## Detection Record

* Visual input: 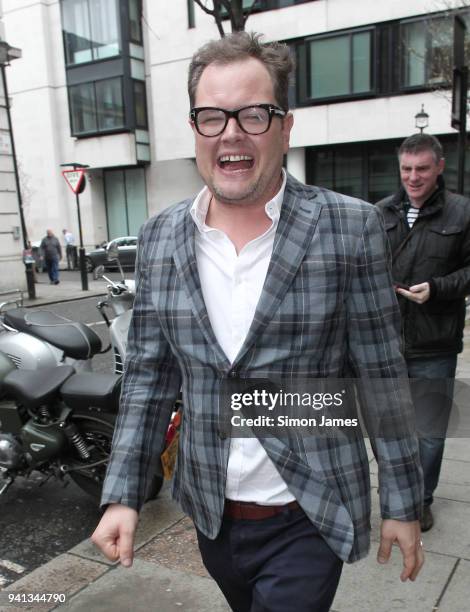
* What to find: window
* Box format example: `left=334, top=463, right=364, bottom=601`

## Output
left=70, top=82, right=97, bottom=134
left=218, top=0, right=312, bottom=18
left=133, top=80, right=148, bottom=129
left=401, top=17, right=453, bottom=88
left=69, top=77, right=125, bottom=136
left=105, top=168, right=148, bottom=237
left=307, top=137, right=470, bottom=201
left=96, top=78, right=125, bottom=131
left=297, top=30, right=372, bottom=102
left=129, top=0, right=143, bottom=44
left=306, top=142, right=399, bottom=202
left=62, top=0, right=121, bottom=65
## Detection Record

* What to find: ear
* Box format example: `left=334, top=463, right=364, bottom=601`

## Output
left=282, top=112, right=294, bottom=154
left=438, top=157, right=445, bottom=174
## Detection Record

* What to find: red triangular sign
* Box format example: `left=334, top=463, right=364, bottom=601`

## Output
left=62, top=169, right=86, bottom=194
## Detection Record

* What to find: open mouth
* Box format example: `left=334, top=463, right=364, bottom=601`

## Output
left=218, top=154, right=254, bottom=171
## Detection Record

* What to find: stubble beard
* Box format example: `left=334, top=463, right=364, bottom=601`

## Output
left=211, top=169, right=282, bottom=208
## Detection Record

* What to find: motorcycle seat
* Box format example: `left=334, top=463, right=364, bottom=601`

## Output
left=3, top=308, right=102, bottom=360
left=60, top=372, right=122, bottom=412
left=3, top=366, right=75, bottom=409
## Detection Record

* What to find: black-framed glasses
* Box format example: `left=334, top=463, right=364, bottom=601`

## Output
left=189, top=104, right=286, bottom=137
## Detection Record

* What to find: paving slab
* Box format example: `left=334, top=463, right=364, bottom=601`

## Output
left=370, top=491, right=470, bottom=559
left=22, top=279, right=105, bottom=308
left=437, top=559, right=470, bottom=612
left=332, top=547, right=456, bottom=612
left=442, top=438, right=470, bottom=462
left=55, top=560, right=230, bottom=612
left=137, top=517, right=207, bottom=578
left=433, top=457, right=470, bottom=503
left=0, top=554, right=108, bottom=612
left=70, top=493, right=184, bottom=565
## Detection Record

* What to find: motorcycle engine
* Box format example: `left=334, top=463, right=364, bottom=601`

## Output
left=0, top=434, right=24, bottom=470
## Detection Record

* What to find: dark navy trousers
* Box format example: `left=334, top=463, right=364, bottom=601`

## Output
left=196, top=506, right=343, bottom=612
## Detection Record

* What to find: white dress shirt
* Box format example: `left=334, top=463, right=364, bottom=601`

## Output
left=190, top=170, right=295, bottom=504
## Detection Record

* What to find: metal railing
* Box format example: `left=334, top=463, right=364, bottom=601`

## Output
left=0, top=288, right=24, bottom=312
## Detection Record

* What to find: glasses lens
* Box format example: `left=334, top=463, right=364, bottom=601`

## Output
left=238, top=106, right=270, bottom=134
left=196, top=109, right=227, bottom=136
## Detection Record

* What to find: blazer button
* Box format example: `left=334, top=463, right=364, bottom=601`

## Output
left=219, top=430, right=228, bottom=440
left=228, top=369, right=238, bottom=379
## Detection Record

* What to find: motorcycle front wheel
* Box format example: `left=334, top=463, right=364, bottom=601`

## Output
left=65, top=411, right=163, bottom=504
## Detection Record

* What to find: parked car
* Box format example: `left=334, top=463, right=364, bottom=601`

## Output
left=85, top=236, right=138, bottom=272
left=30, top=240, right=45, bottom=273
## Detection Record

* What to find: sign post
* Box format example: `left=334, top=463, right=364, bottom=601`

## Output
left=452, top=15, right=468, bottom=195
left=61, top=163, right=89, bottom=291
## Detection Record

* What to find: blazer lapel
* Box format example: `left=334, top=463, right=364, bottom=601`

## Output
left=235, top=176, right=324, bottom=365
left=172, top=204, right=230, bottom=369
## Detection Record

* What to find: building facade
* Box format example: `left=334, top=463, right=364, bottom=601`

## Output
left=0, top=0, right=24, bottom=292
left=2, top=0, right=469, bottom=251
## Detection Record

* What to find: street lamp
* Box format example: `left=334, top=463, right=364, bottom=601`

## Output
left=415, top=104, right=430, bottom=133
left=0, top=40, right=35, bottom=298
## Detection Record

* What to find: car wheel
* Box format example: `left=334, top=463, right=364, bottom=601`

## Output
left=85, top=257, right=95, bottom=273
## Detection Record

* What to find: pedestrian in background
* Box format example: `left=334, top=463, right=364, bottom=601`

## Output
left=62, top=228, right=77, bottom=270
left=376, top=133, right=470, bottom=532
left=40, top=229, right=62, bottom=285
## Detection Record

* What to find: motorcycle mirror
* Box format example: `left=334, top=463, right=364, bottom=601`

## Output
left=93, top=265, right=105, bottom=280
left=106, top=241, right=119, bottom=262
left=106, top=239, right=125, bottom=282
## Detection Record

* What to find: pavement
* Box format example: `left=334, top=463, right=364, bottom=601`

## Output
left=1, top=277, right=469, bottom=612
left=20, top=271, right=108, bottom=308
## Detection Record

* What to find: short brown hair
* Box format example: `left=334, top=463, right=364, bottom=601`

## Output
left=398, top=133, right=444, bottom=164
left=188, top=31, right=294, bottom=111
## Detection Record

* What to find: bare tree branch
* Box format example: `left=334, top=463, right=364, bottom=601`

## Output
left=192, top=0, right=226, bottom=36
left=192, top=0, right=260, bottom=36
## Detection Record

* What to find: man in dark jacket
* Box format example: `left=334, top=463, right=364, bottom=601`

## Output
left=376, top=133, right=470, bottom=532
left=40, top=229, right=62, bottom=284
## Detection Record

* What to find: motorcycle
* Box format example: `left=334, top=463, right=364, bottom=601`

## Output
left=0, top=241, right=134, bottom=374
left=0, top=349, right=166, bottom=503
left=0, top=242, right=179, bottom=502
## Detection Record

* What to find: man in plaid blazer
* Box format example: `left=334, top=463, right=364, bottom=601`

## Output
left=93, top=32, right=424, bottom=611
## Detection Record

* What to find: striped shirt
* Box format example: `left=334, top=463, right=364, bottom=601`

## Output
left=407, top=205, right=420, bottom=228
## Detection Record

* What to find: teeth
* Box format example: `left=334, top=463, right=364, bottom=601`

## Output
left=219, top=155, right=253, bottom=163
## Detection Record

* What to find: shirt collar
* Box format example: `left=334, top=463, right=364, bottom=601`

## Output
left=190, top=169, right=287, bottom=233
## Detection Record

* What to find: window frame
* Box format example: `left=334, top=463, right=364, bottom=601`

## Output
left=133, top=78, right=149, bottom=129
left=68, top=76, right=127, bottom=137
left=399, top=14, right=455, bottom=92
left=295, top=26, right=376, bottom=106
left=128, top=0, right=143, bottom=45
left=218, top=0, right=314, bottom=18
left=61, top=0, right=122, bottom=68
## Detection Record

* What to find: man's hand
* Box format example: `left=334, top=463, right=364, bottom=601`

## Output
left=377, top=519, right=424, bottom=581
left=91, top=503, right=139, bottom=568
left=396, top=282, right=430, bottom=304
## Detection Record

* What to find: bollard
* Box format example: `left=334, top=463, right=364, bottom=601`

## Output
left=79, top=246, right=88, bottom=291
left=25, top=261, right=36, bottom=300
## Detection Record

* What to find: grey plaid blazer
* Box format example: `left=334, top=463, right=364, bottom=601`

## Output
left=102, top=173, right=423, bottom=563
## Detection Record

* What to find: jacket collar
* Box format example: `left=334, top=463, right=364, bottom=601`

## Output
left=171, top=172, right=323, bottom=370
left=386, top=175, right=446, bottom=217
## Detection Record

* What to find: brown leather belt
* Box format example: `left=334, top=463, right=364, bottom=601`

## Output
left=224, top=499, right=300, bottom=520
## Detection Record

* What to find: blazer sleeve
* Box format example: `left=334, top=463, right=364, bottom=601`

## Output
left=346, top=205, right=423, bottom=521
left=101, top=227, right=182, bottom=511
